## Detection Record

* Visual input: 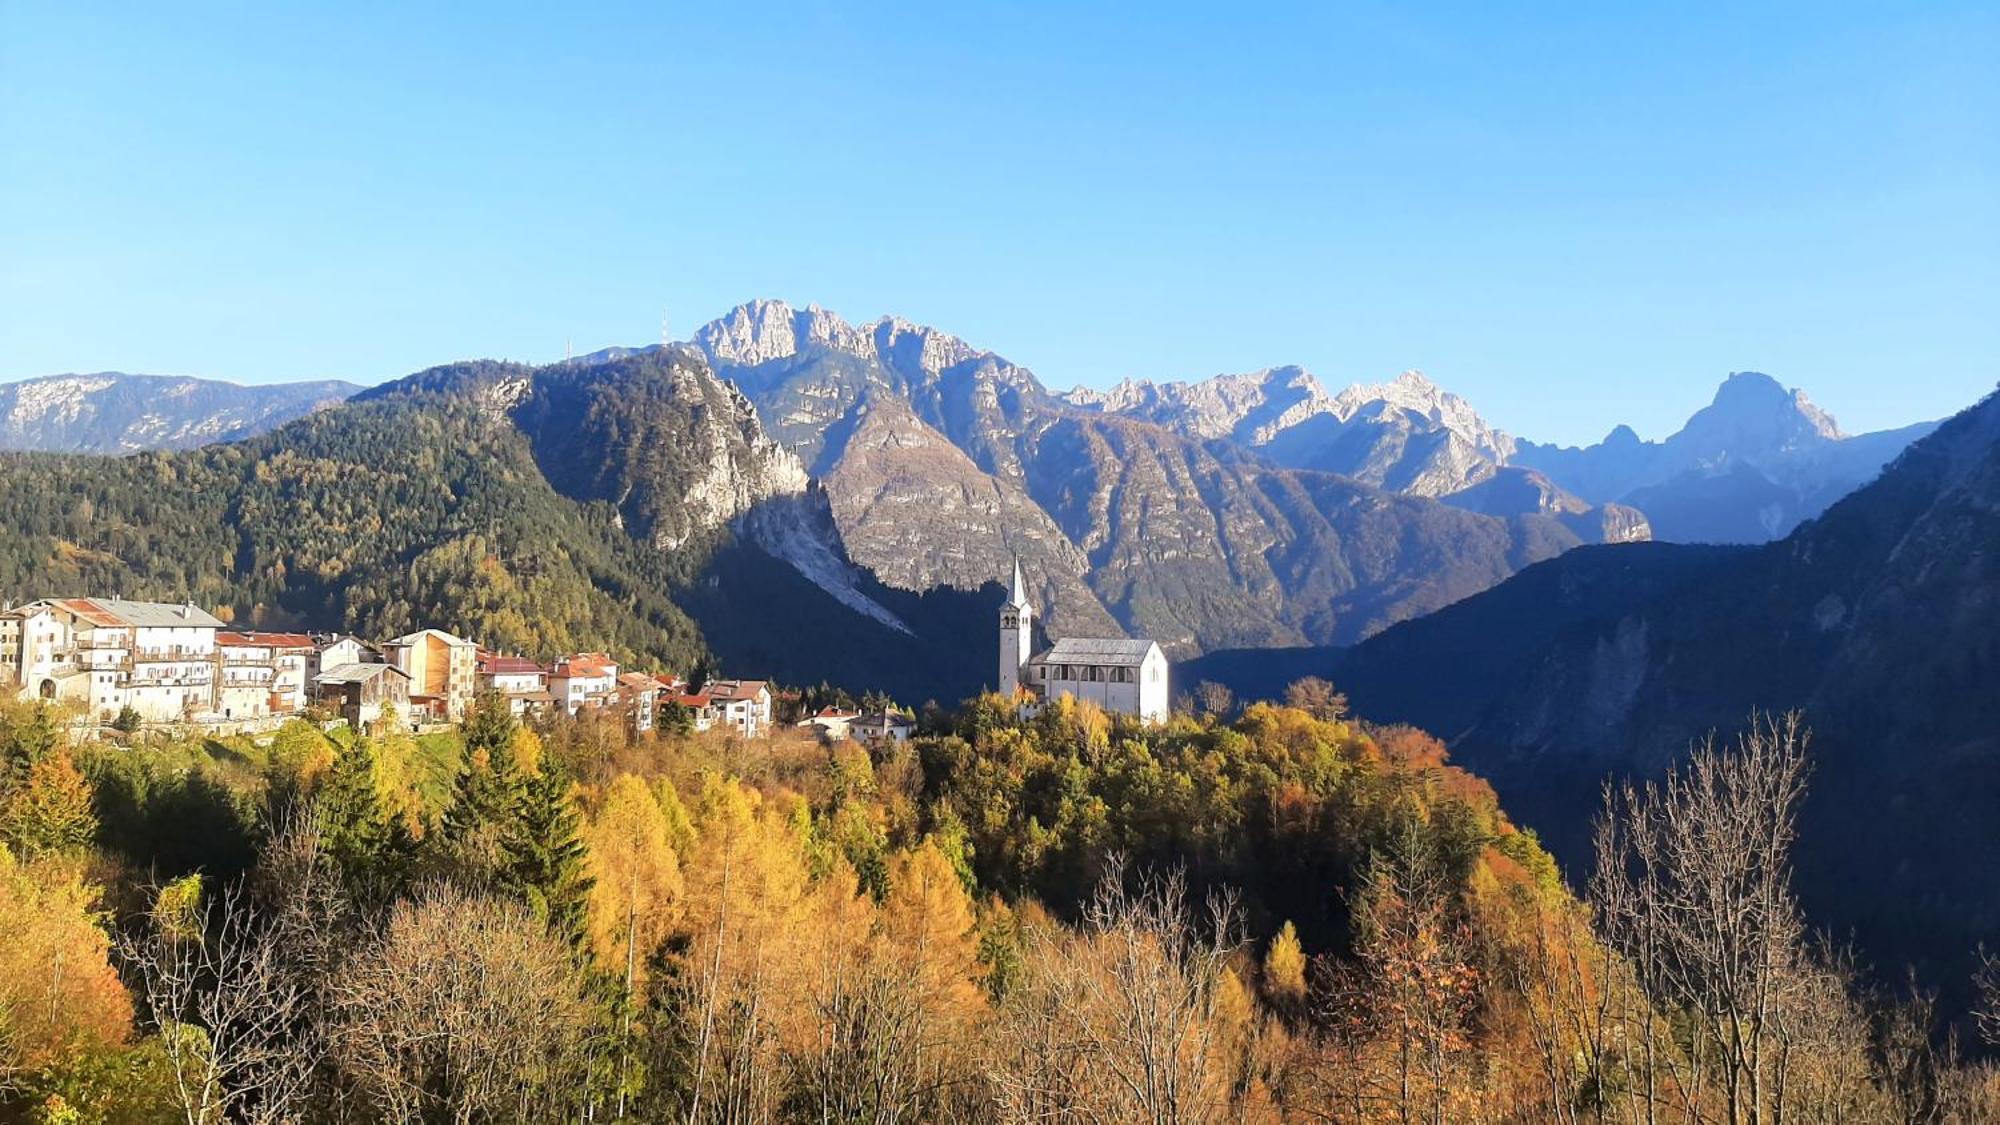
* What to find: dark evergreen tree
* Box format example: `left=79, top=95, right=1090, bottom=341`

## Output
left=509, top=756, right=594, bottom=949
left=0, top=701, right=61, bottom=788
left=316, top=738, right=412, bottom=900
left=461, top=691, right=518, bottom=763
left=438, top=696, right=527, bottom=885
left=657, top=700, right=695, bottom=737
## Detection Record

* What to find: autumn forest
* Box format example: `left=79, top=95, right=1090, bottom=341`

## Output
left=3, top=686, right=1998, bottom=1124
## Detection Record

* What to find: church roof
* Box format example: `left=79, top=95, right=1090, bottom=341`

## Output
left=1031, top=637, right=1161, bottom=667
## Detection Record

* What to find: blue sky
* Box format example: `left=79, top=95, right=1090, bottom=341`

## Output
left=2, top=3, right=1994, bottom=445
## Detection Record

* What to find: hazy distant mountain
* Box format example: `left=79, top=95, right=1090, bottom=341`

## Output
left=1514, top=372, right=1938, bottom=542
left=688, top=300, right=1589, bottom=656
left=1060, top=365, right=1656, bottom=549
left=1070, top=365, right=1934, bottom=547
left=0, top=372, right=358, bottom=453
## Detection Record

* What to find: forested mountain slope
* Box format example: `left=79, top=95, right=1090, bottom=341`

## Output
left=0, top=367, right=708, bottom=667
left=0, top=348, right=1020, bottom=701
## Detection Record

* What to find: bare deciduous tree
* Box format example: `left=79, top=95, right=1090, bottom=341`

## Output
left=1590, top=712, right=1877, bottom=1125
left=1318, top=821, right=1478, bottom=1125
left=1283, top=677, right=1349, bottom=723
left=1972, top=946, right=2000, bottom=1049
left=328, top=882, right=595, bottom=1124
left=989, top=860, right=1242, bottom=1123
left=1193, top=682, right=1236, bottom=720
left=121, top=872, right=325, bottom=1124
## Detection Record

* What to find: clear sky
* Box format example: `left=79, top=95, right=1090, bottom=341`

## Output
left=2, top=3, right=1995, bottom=445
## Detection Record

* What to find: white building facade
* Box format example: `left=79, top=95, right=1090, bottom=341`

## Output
left=549, top=653, right=619, bottom=716
left=215, top=631, right=313, bottom=719
left=704, top=680, right=772, bottom=738
left=1, top=598, right=224, bottom=722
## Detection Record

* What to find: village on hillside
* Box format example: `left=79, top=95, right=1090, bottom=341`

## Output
left=0, top=595, right=932, bottom=744
left=0, top=564, right=1170, bottom=743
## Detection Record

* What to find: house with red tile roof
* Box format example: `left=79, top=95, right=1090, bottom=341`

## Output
left=476, top=650, right=554, bottom=717
left=2, top=597, right=225, bottom=722
left=549, top=652, right=618, bottom=716
left=615, top=671, right=663, bottom=733
left=798, top=705, right=860, bottom=742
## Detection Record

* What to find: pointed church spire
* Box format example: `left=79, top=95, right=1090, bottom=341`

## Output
left=1007, top=555, right=1030, bottom=609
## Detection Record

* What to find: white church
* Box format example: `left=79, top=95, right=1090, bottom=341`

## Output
left=998, top=560, right=1171, bottom=724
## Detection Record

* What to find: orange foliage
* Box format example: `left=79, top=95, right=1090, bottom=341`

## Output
left=0, top=849, right=134, bottom=1071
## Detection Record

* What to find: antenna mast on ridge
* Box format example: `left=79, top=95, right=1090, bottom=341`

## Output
left=660, top=307, right=671, bottom=349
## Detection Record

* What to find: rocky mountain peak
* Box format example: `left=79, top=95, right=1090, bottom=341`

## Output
left=1602, top=423, right=1643, bottom=448
left=1058, top=366, right=1333, bottom=442
left=869, top=315, right=989, bottom=380
left=1711, top=371, right=1842, bottom=436
left=1331, top=369, right=1515, bottom=459
left=692, top=299, right=873, bottom=367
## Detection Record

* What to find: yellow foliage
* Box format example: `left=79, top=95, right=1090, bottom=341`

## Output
left=882, top=840, right=986, bottom=1021
left=511, top=726, right=543, bottom=776
left=1264, top=920, right=1307, bottom=1007
left=0, top=751, right=97, bottom=857
left=151, top=873, right=204, bottom=940
left=583, top=775, right=683, bottom=981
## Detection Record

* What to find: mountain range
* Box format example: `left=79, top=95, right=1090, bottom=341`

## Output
left=1066, top=360, right=1933, bottom=545
left=2, top=303, right=1992, bottom=986
left=0, top=300, right=1941, bottom=674
left=0, top=372, right=358, bottom=453
left=681, top=299, right=1605, bottom=655
left=1513, top=371, right=1939, bottom=542
left=1188, top=383, right=2000, bottom=982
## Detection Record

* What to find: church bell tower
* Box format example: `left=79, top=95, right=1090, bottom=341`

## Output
left=999, top=557, right=1033, bottom=697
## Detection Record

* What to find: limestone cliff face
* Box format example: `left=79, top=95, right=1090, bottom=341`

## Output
left=693, top=298, right=874, bottom=367
left=818, top=394, right=1117, bottom=636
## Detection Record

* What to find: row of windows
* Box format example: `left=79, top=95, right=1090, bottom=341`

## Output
left=1043, top=664, right=1147, bottom=684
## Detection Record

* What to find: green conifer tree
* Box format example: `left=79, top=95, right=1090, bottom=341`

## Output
left=318, top=738, right=413, bottom=898
left=509, top=756, right=594, bottom=949
left=438, top=720, right=525, bottom=886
